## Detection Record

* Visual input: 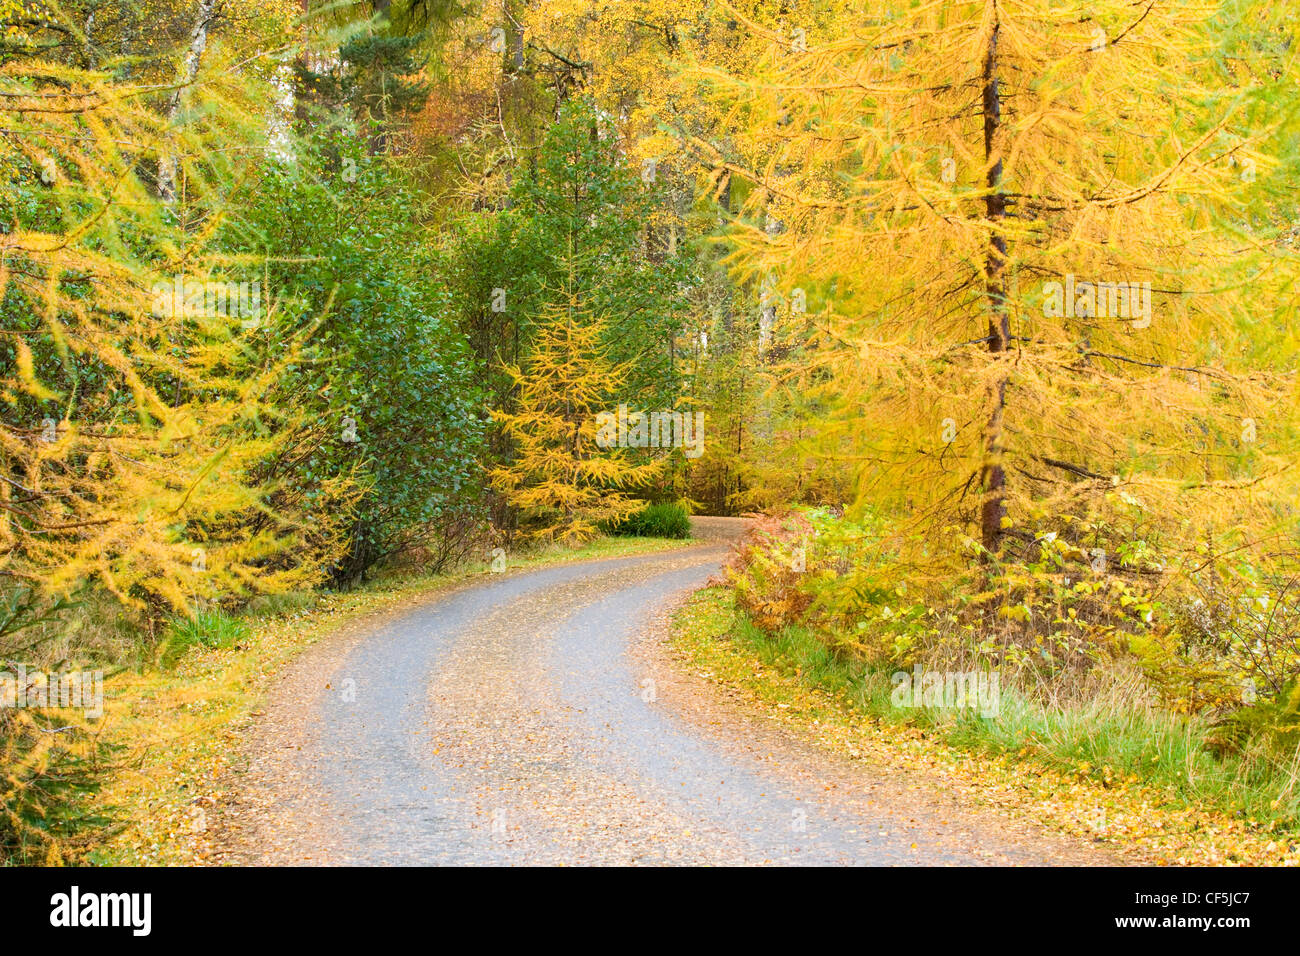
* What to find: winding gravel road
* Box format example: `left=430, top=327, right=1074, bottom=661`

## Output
left=219, top=518, right=1112, bottom=866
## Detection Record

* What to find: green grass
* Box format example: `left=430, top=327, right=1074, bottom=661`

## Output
left=718, top=597, right=1300, bottom=830
left=158, top=607, right=251, bottom=669
left=243, top=590, right=318, bottom=619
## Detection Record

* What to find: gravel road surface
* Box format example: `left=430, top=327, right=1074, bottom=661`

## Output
left=218, top=518, right=1113, bottom=866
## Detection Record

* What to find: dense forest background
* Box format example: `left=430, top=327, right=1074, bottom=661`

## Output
left=3, top=0, right=1299, bottom=862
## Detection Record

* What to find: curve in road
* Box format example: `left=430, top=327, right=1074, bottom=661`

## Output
left=220, top=520, right=1113, bottom=866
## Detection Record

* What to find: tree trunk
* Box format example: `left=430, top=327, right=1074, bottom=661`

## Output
left=978, top=4, right=1010, bottom=559
left=157, top=0, right=219, bottom=204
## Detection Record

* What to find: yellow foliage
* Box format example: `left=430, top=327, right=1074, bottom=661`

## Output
left=679, top=0, right=1300, bottom=579
left=489, top=278, right=664, bottom=545
left=1, top=24, right=349, bottom=614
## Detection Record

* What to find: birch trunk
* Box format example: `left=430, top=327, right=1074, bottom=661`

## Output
left=157, top=0, right=219, bottom=204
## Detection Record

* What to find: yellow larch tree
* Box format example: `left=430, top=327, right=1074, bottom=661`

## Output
left=489, top=275, right=663, bottom=545
left=683, top=0, right=1300, bottom=587
left=1, top=3, right=348, bottom=619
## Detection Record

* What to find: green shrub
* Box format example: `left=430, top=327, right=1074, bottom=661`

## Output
left=604, top=502, right=692, bottom=539
left=226, top=132, right=487, bottom=586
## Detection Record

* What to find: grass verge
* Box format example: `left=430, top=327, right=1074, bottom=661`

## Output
left=668, top=586, right=1300, bottom=866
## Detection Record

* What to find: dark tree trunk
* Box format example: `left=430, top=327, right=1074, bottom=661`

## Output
left=979, top=8, right=1010, bottom=560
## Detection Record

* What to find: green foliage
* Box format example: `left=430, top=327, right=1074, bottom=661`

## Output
left=1208, top=684, right=1300, bottom=760
left=0, top=587, right=81, bottom=658
left=461, top=98, right=698, bottom=534
left=1141, top=552, right=1300, bottom=720
left=604, top=501, right=692, bottom=539
left=726, top=501, right=1300, bottom=773
left=243, top=590, right=318, bottom=620
left=712, top=591, right=1300, bottom=829
left=444, top=96, right=691, bottom=424
left=293, top=28, right=431, bottom=152
left=441, top=208, right=550, bottom=419
left=521, top=98, right=691, bottom=408
left=222, top=131, right=487, bottom=582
